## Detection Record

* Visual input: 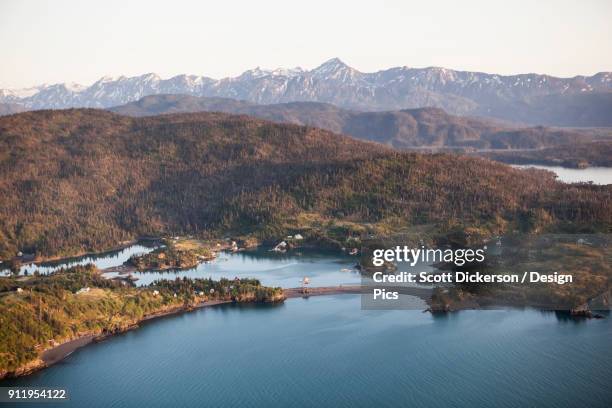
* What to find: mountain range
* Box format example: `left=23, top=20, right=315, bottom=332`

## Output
left=2, top=58, right=611, bottom=126
left=110, top=94, right=598, bottom=149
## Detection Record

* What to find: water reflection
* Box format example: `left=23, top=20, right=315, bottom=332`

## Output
left=512, top=164, right=612, bottom=185
left=2, top=243, right=157, bottom=276
left=4, top=296, right=610, bottom=408
left=131, top=248, right=363, bottom=288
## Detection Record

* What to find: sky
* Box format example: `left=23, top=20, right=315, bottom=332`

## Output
left=1, top=0, right=611, bottom=89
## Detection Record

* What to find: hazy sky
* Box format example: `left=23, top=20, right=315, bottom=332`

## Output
left=1, top=0, right=611, bottom=88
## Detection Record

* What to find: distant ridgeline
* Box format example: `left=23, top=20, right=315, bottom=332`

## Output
left=481, top=141, right=612, bottom=168
left=109, top=95, right=610, bottom=150
left=0, top=109, right=610, bottom=259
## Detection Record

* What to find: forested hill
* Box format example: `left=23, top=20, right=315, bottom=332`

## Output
left=0, top=109, right=610, bottom=259
left=111, top=95, right=596, bottom=149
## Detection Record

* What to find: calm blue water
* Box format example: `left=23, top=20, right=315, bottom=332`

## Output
left=127, top=248, right=364, bottom=288
left=512, top=164, right=612, bottom=185
left=4, top=243, right=436, bottom=288
left=3, top=244, right=156, bottom=276
left=2, top=295, right=610, bottom=408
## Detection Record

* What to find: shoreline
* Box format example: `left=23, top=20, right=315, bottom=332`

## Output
left=1, top=286, right=363, bottom=380
left=1, top=284, right=606, bottom=381
left=104, top=240, right=241, bottom=276
left=6, top=239, right=144, bottom=268
left=40, top=300, right=235, bottom=366
left=284, top=285, right=363, bottom=298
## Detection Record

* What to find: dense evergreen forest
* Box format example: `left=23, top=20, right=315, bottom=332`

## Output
left=0, top=109, right=610, bottom=259
left=481, top=141, right=612, bottom=168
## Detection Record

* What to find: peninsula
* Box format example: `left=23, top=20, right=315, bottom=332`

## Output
left=0, top=265, right=283, bottom=379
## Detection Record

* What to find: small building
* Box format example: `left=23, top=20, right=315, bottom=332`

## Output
left=16, top=287, right=23, bottom=293
left=152, top=290, right=159, bottom=296
left=294, top=234, right=303, bottom=240
left=76, top=287, right=90, bottom=294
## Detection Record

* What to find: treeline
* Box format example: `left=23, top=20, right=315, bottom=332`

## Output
left=0, top=109, right=610, bottom=259
left=151, top=276, right=284, bottom=303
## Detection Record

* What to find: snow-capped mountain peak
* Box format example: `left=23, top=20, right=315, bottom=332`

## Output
left=1, top=59, right=610, bottom=122
left=238, top=67, right=273, bottom=79
left=238, top=66, right=304, bottom=80
left=140, top=73, right=161, bottom=82
left=270, top=67, right=304, bottom=77
left=312, top=58, right=356, bottom=77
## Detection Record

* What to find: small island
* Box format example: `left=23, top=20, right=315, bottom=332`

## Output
left=127, top=247, right=208, bottom=271
left=126, top=238, right=221, bottom=271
